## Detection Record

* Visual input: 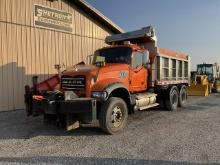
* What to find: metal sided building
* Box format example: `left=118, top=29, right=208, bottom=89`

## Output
left=0, top=0, right=123, bottom=111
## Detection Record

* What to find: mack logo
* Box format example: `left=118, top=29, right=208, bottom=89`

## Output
left=61, top=77, right=85, bottom=89
left=119, top=71, right=128, bottom=78
left=62, top=80, right=83, bottom=85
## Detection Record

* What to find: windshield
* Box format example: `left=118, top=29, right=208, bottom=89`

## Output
left=93, top=47, right=132, bottom=64
left=197, top=64, right=213, bottom=81
left=197, top=65, right=213, bottom=75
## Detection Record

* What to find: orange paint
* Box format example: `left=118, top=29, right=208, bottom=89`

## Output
left=159, top=48, right=188, bottom=60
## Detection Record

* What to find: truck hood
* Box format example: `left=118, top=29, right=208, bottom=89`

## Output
left=61, top=63, right=130, bottom=96
left=62, top=63, right=130, bottom=78
left=62, top=64, right=98, bottom=77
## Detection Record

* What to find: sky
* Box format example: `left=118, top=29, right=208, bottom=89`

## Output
left=87, top=0, right=220, bottom=70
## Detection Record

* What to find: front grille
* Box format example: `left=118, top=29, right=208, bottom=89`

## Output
left=61, top=76, right=86, bottom=90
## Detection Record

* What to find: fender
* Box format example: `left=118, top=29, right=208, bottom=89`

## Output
left=104, top=82, right=130, bottom=99
left=91, top=78, right=135, bottom=105
left=104, top=82, right=136, bottom=113
left=91, top=78, right=124, bottom=92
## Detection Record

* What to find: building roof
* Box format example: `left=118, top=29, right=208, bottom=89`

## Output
left=70, top=0, right=124, bottom=34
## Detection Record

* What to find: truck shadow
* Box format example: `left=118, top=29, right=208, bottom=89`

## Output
left=0, top=156, right=218, bottom=165
left=0, top=110, right=105, bottom=139
left=0, top=108, right=163, bottom=140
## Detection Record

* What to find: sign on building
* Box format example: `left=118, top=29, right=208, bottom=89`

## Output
left=34, top=4, right=73, bottom=33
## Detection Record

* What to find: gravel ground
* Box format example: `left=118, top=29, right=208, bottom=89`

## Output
left=0, top=94, right=220, bottom=165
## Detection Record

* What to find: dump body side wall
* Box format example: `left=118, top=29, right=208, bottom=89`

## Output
left=152, top=49, right=191, bottom=86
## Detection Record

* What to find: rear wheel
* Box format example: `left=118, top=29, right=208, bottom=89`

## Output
left=99, top=97, right=128, bottom=134
left=165, top=86, right=179, bottom=111
left=178, top=85, right=187, bottom=107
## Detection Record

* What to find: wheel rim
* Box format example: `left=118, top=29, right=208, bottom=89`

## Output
left=111, top=106, right=123, bottom=128
left=181, top=90, right=187, bottom=103
left=171, top=91, right=178, bottom=106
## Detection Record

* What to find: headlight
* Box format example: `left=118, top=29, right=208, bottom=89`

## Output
left=91, top=77, right=96, bottom=85
left=92, top=91, right=108, bottom=100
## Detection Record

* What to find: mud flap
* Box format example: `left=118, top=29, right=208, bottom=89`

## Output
left=66, top=115, right=80, bottom=131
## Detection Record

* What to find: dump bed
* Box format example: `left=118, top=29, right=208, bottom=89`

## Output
left=152, top=48, right=191, bottom=86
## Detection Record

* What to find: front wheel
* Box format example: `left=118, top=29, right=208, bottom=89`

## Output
left=99, top=97, right=128, bottom=135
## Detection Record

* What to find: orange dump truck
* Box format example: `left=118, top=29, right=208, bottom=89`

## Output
left=25, top=26, right=191, bottom=134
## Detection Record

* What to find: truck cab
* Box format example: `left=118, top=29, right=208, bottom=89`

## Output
left=61, top=44, right=150, bottom=95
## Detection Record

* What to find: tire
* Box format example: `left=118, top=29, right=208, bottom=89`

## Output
left=214, top=80, right=220, bottom=93
left=99, top=97, right=128, bottom=135
left=178, top=85, right=187, bottom=107
left=209, top=85, right=212, bottom=94
left=165, top=86, right=179, bottom=111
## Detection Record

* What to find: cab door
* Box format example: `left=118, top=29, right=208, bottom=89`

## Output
left=129, top=51, right=148, bottom=92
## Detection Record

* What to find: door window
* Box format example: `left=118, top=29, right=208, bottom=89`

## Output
left=132, top=51, right=144, bottom=69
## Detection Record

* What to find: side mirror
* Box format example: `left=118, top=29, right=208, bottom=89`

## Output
left=54, top=64, right=64, bottom=76
left=143, top=50, right=150, bottom=69
left=54, top=64, right=61, bottom=70
left=143, top=62, right=151, bottom=69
